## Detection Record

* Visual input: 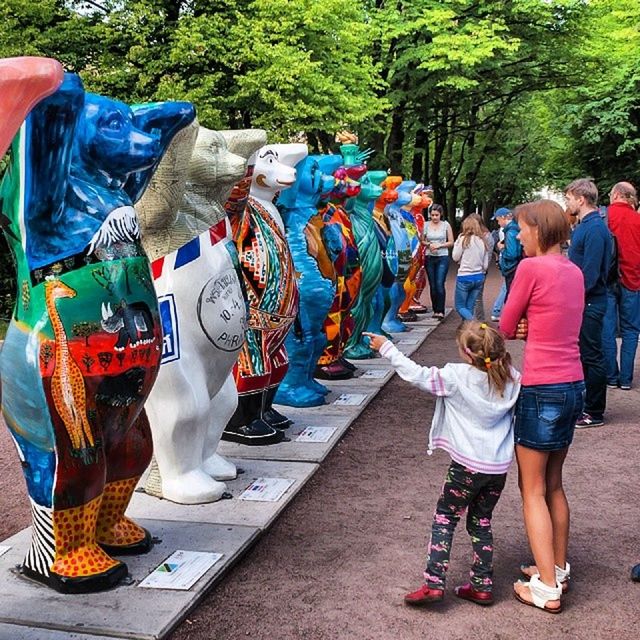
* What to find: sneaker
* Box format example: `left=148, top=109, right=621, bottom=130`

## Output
left=490, top=315, right=500, bottom=322
left=403, top=583, right=444, bottom=606
left=606, top=383, right=619, bottom=389
left=575, top=413, right=604, bottom=428
left=620, top=384, right=631, bottom=390
left=454, top=583, right=494, bottom=606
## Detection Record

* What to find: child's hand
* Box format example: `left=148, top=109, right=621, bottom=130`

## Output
left=362, top=332, right=388, bottom=352
left=516, top=317, right=528, bottom=340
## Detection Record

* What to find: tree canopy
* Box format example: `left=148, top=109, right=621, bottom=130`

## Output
left=1, top=0, right=639, bottom=214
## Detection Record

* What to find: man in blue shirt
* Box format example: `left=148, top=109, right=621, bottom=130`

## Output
left=565, top=178, right=612, bottom=428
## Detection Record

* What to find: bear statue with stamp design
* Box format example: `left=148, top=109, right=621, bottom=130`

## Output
left=0, top=72, right=194, bottom=593
left=136, top=122, right=266, bottom=503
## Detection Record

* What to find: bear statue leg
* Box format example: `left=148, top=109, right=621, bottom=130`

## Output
left=223, top=391, right=285, bottom=445
left=21, top=495, right=128, bottom=594
left=202, top=374, right=238, bottom=481
left=95, top=410, right=153, bottom=554
left=146, top=372, right=230, bottom=504
left=14, top=436, right=128, bottom=594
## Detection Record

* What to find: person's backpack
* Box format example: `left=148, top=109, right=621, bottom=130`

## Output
left=606, top=232, right=620, bottom=291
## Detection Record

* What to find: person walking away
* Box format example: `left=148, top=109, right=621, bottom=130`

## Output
left=602, top=182, right=640, bottom=390
left=565, top=178, right=612, bottom=428
left=469, top=213, right=495, bottom=321
left=452, top=216, right=490, bottom=320
left=500, top=199, right=585, bottom=613
left=422, top=204, right=454, bottom=320
left=364, top=322, right=520, bottom=607
left=491, top=223, right=507, bottom=321
left=494, top=207, right=522, bottom=299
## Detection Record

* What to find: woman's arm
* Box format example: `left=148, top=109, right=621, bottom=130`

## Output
left=443, top=222, right=454, bottom=248
left=499, top=261, right=534, bottom=338
left=452, top=236, right=463, bottom=262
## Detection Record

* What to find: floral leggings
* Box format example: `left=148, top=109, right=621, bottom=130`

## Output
left=424, top=460, right=507, bottom=592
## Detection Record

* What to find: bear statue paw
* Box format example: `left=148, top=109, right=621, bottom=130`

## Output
left=202, top=453, right=237, bottom=482
left=161, top=470, right=229, bottom=504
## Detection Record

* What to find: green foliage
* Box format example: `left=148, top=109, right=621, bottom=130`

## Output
left=0, top=0, right=637, bottom=220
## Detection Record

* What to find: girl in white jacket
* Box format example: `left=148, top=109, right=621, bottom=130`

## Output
left=364, top=321, right=520, bottom=607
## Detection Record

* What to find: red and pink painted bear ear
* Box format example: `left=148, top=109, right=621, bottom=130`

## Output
left=0, top=56, right=64, bottom=158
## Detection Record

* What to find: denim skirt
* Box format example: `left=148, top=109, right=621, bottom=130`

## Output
left=514, top=381, right=585, bottom=451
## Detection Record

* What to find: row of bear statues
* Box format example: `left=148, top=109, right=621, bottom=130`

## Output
left=0, top=57, right=432, bottom=593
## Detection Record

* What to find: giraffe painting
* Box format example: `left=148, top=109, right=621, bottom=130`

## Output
left=44, top=277, right=95, bottom=453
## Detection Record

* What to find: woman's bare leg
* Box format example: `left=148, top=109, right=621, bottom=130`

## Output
left=514, top=444, right=560, bottom=608
left=546, top=448, right=570, bottom=569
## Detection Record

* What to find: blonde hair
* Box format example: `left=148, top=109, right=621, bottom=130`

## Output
left=460, top=215, right=486, bottom=249
left=457, top=321, right=514, bottom=396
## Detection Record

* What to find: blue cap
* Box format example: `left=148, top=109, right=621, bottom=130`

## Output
left=491, top=206, right=511, bottom=220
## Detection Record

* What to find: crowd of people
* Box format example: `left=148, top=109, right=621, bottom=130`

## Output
left=363, top=178, right=639, bottom=613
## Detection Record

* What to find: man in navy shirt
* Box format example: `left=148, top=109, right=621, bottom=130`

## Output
left=565, top=178, right=612, bottom=427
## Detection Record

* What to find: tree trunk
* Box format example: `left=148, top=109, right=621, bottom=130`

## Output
left=386, top=109, right=405, bottom=174
left=411, top=128, right=428, bottom=182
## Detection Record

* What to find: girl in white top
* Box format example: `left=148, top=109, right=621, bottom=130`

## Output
left=364, top=322, right=520, bottom=607
left=452, top=216, right=490, bottom=320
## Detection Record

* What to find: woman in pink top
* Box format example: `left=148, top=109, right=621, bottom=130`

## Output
left=500, top=200, right=585, bottom=614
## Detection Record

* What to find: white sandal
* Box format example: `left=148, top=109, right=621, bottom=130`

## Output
left=514, top=574, right=562, bottom=613
left=520, top=561, right=570, bottom=593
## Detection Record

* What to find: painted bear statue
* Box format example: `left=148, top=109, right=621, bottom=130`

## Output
left=136, top=124, right=266, bottom=503
left=0, top=73, right=194, bottom=593
left=366, top=176, right=401, bottom=337
left=223, top=144, right=308, bottom=445
left=343, top=170, right=386, bottom=359
left=313, top=157, right=363, bottom=381
left=381, top=181, right=415, bottom=333
left=273, top=155, right=338, bottom=407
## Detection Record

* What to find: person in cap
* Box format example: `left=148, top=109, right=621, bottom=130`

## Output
left=493, top=207, right=522, bottom=299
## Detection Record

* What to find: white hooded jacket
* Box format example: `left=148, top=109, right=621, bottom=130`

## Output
left=379, top=342, right=521, bottom=474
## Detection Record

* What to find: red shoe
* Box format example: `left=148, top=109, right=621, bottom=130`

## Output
left=404, top=583, right=444, bottom=606
left=454, top=583, right=494, bottom=606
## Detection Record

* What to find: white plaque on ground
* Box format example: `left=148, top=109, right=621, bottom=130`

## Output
left=296, top=426, right=337, bottom=443
left=138, top=550, right=223, bottom=590
left=333, top=393, right=367, bottom=406
left=238, top=477, right=295, bottom=502
left=0, top=546, right=10, bottom=558
left=361, top=368, right=390, bottom=379
left=396, top=338, right=419, bottom=345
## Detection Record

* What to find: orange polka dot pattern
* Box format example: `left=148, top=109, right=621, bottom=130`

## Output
left=95, top=477, right=145, bottom=547
left=51, top=496, right=121, bottom=578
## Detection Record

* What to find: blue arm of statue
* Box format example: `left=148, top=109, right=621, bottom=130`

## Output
left=124, top=102, right=196, bottom=203
left=27, top=73, right=84, bottom=227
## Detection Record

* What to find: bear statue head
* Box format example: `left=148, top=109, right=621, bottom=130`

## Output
left=277, top=155, right=336, bottom=212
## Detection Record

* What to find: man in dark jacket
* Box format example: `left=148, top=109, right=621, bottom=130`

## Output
left=566, top=178, right=612, bottom=428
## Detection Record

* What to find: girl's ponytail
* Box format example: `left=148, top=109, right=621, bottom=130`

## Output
left=457, top=321, right=514, bottom=396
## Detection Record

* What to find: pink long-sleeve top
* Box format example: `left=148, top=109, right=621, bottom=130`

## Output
left=500, top=254, right=585, bottom=386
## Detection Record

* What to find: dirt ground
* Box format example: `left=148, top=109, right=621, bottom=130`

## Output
left=1, top=267, right=639, bottom=640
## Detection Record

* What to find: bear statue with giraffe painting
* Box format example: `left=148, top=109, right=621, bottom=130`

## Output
left=0, top=72, right=194, bottom=593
